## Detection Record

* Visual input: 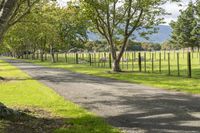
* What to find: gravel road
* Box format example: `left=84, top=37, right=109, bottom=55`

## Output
left=3, top=58, right=200, bottom=133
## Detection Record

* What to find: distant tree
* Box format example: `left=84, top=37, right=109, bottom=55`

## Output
left=170, top=2, right=198, bottom=50
left=141, top=42, right=151, bottom=51
left=3, top=1, right=65, bottom=62
left=151, top=43, right=161, bottom=51
left=84, top=41, right=98, bottom=52
left=126, top=41, right=143, bottom=51
left=162, top=40, right=174, bottom=50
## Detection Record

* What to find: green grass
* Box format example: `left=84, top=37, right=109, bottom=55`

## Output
left=22, top=55, right=200, bottom=94
left=0, top=60, right=120, bottom=133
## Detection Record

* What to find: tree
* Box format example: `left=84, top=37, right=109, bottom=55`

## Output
left=170, top=1, right=198, bottom=50
left=0, top=0, right=39, bottom=43
left=59, top=3, right=88, bottom=52
left=161, top=40, right=174, bottom=50
left=3, top=1, right=64, bottom=63
left=81, top=0, right=180, bottom=72
left=193, top=1, right=200, bottom=49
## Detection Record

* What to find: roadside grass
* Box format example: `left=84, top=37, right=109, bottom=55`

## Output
left=23, top=59, right=200, bottom=94
left=0, top=60, right=120, bottom=133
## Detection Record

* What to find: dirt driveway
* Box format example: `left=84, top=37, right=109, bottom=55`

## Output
left=4, top=58, right=200, bottom=133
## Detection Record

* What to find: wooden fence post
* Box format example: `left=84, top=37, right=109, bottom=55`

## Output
left=159, top=52, right=161, bottom=73
left=94, top=53, right=96, bottom=66
left=103, top=52, right=106, bottom=67
left=98, top=52, right=100, bottom=67
left=126, top=52, right=129, bottom=70
left=164, top=50, right=166, bottom=60
left=138, top=52, right=142, bottom=72
left=144, top=52, right=146, bottom=72
left=168, top=52, right=171, bottom=75
left=76, top=53, right=78, bottom=64
left=187, top=52, right=192, bottom=78
left=177, top=52, right=180, bottom=76
left=132, top=52, right=134, bottom=71
left=37, top=52, right=39, bottom=59
left=65, top=53, right=68, bottom=63
left=89, top=53, right=92, bottom=66
left=56, top=53, right=58, bottom=62
left=109, top=53, right=112, bottom=69
left=152, top=53, right=154, bottom=72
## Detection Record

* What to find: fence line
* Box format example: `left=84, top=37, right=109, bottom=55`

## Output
left=13, top=50, right=200, bottom=78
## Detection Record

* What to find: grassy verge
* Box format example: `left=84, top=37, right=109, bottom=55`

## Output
left=0, top=60, right=120, bottom=133
left=23, top=59, right=200, bottom=94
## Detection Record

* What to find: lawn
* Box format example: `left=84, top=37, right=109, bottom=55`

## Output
left=22, top=54, right=200, bottom=94
left=0, top=60, right=120, bottom=133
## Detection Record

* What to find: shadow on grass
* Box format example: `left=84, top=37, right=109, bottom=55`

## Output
left=0, top=105, right=118, bottom=133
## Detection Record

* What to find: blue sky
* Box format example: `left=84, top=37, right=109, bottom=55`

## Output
left=57, top=0, right=195, bottom=25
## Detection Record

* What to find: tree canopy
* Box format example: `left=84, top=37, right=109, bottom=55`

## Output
left=170, top=1, right=200, bottom=50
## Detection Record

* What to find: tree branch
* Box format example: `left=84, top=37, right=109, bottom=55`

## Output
left=9, top=0, right=39, bottom=26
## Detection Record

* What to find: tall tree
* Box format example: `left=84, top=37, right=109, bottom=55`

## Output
left=193, top=0, right=200, bottom=49
left=170, top=1, right=198, bottom=50
left=81, top=0, right=180, bottom=72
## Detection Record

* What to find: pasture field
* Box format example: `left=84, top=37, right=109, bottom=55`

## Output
left=20, top=50, right=200, bottom=94
left=28, top=50, right=200, bottom=78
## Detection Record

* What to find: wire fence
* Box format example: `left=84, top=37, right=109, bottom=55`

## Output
left=18, top=50, right=200, bottom=78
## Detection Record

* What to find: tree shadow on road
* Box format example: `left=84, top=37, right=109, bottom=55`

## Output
left=87, top=92, right=200, bottom=133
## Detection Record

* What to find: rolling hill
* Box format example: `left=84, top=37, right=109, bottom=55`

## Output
left=88, top=25, right=172, bottom=44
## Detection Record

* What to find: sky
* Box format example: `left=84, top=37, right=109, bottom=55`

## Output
left=57, top=0, right=195, bottom=25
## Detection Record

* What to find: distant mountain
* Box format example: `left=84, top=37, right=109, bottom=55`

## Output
left=87, top=25, right=172, bottom=43
left=134, top=25, right=172, bottom=43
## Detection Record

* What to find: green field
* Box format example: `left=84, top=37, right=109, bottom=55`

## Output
left=25, top=50, right=200, bottom=78
left=19, top=50, right=200, bottom=94
left=0, top=60, right=120, bottom=133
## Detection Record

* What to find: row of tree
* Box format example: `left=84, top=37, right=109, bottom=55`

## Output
left=1, top=0, right=182, bottom=72
left=0, top=1, right=89, bottom=63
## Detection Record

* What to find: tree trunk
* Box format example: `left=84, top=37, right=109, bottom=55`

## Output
left=40, top=51, right=44, bottom=62
left=111, top=37, right=129, bottom=72
left=50, top=47, right=55, bottom=63
left=0, top=0, right=18, bottom=44
left=108, top=41, right=122, bottom=72
left=113, top=59, right=121, bottom=72
left=51, top=52, right=55, bottom=63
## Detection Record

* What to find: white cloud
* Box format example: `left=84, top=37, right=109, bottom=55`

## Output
left=57, top=0, right=196, bottom=25
left=162, top=0, right=196, bottom=25
left=57, top=0, right=69, bottom=7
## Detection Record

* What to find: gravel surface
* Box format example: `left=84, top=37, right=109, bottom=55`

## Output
left=3, top=58, right=200, bottom=133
